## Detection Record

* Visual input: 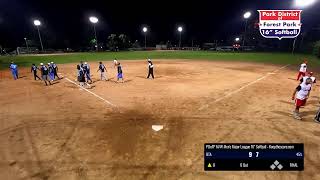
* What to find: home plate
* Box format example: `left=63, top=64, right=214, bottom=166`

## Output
left=152, top=125, right=163, bottom=132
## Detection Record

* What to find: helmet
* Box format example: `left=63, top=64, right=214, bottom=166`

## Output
left=40, top=63, right=43, bottom=65
left=309, top=72, right=313, bottom=75
left=51, top=62, right=54, bottom=64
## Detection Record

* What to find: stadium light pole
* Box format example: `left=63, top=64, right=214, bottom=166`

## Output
left=292, top=0, right=317, bottom=54
left=24, top=37, right=29, bottom=53
left=142, top=27, right=148, bottom=49
left=89, top=16, right=99, bottom=51
left=177, top=26, right=183, bottom=49
left=33, top=20, right=44, bottom=52
left=242, top=11, right=251, bottom=47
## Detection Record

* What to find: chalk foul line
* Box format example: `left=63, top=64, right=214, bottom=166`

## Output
left=198, top=64, right=290, bottom=110
left=64, top=77, right=116, bottom=108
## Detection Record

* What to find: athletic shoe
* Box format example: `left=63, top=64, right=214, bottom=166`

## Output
left=293, top=111, right=302, bottom=120
left=314, top=118, right=320, bottom=123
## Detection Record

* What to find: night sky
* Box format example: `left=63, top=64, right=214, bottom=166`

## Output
left=0, top=0, right=319, bottom=49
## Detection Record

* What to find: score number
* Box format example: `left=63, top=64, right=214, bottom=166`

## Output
left=249, top=152, right=259, bottom=158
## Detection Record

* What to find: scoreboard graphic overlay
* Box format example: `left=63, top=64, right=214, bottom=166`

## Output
left=204, top=143, right=304, bottom=171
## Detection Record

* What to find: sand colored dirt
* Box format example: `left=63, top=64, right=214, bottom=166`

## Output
left=0, top=60, right=320, bottom=180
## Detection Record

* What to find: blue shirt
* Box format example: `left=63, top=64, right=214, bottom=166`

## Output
left=10, top=64, right=17, bottom=71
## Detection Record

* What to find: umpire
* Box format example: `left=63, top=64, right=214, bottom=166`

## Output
left=147, top=58, right=154, bottom=79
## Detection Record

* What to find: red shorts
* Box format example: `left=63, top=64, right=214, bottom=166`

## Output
left=295, top=98, right=307, bottom=107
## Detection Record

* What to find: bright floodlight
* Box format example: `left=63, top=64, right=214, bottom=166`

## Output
left=243, top=12, right=251, bottom=19
left=143, top=27, right=148, bottom=33
left=33, top=20, right=41, bottom=26
left=235, top=37, right=240, bottom=42
left=89, top=16, right=98, bottom=24
left=178, top=26, right=183, bottom=32
left=294, top=0, right=316, bottom=7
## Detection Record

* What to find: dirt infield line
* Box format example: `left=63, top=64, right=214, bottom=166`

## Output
left=64, top=77, right=117, bottom=107
left=198, top=64, right=290, bottom=110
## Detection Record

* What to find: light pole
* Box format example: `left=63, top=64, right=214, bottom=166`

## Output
left=177, top=26, right=183, bottom=49
left=24, top=37, right=29, bottom=53
left=292, top=0, right=316, bottom=54
left=89, top=16, right=99, bottom=51
left=33, top=20, right=44, bottom=51
left=242, top=11, right=251, bottom=47
left=142, top=27, right=148, bottom=49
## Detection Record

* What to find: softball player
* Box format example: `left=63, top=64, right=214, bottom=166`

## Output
left=52, top=62, right=61, bottom=80
left=48, top=63, right=55, bottom=81
left=300, top=72, right=316, bottom=85
left=40, top=63, right=52, bottom=86
left=83, top=62, right=92, bottom=83
left=9, top=62, right=18, bottom=80
left=117, top=62, right=124, bottom=83
left=297, top=60, right=307, bottom=81
left=147, top=58, right=154, bottom=79
left=97, top=62, right=108, bottom=81
left=78, top=65, right=86, bottom=87
left=292, top=77, right=312, bottom=120
left=113, top=58, right=118, bottom=68
left=31, top=64, right=41, bottom=80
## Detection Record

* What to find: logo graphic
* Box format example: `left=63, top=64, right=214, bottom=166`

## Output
left=257, top=10, right=302, bottom=40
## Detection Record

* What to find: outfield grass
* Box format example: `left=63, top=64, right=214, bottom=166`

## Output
left=0, top=51, right=318, bottom=70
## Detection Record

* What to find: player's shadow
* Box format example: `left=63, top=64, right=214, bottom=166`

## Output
left=278, top=100, right=292, bottom=105
left=136, top=75, right=162, bottom=79
left=18, top=76, right=27, bottom=79
left=272, top=110, right=291, bottom=117
left=51, top=81, right=60, bottom=85
left=288, top=78, right=297, bottom=81
left=300, top=110, right=316, bottom=117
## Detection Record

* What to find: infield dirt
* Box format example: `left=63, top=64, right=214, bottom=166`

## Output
left=0, top=60, right=319, bottom=180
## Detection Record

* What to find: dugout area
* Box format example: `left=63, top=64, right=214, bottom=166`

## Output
left=0, top=60, right=319, bottom=179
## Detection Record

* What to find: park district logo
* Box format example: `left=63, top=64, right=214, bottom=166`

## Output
left=257, top=10, right=302, bottom=40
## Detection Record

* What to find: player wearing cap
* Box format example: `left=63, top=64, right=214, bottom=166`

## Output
left=83, top=62, right=92, bottom=83
left=117, top=62, right=124, bottom=83
left=31, top=64, right=41, bottom=80
left=146, top=58, right=154, bottom=79
left=97, top=62, right=108, bottom=81
left=296, top=60, right=307, bottom=81
left=9, top=62, right=18, bottom=80
left=48, top=63, right=55, bottom=81
left=51, top=62, right=61, bottom=80
left=40, top=63, right=52, bottom=86
left=300, top=72, right=316, bottom=85
left=292, top=77, right=312, bottom=120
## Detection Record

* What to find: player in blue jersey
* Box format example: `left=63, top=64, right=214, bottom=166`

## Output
left=9, top=62, right=18, bottom=80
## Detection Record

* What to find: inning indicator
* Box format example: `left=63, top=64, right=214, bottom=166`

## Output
left=204, top=143, right=304, bottom=171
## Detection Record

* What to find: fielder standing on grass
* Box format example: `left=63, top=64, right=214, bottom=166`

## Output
left=292, top=77, right=312, bottom=120
left=147, top=58, right=154, bottom=79
left=9, top=62, right=18, bottom=80
left=40, top=63, right=52, bottom=86
left=31, top=64, right=41, bottom=80
left=97, top=62, right=108, bottom=81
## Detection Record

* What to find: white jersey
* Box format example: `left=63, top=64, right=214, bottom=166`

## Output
left=299, top=63, right=307, bottom=72
left=301, top=76, right=316, bottom=84
left=296, top=83, right=311, bottom=100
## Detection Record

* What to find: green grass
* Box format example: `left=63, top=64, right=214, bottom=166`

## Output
left=0, top=51, right=319, bottom=70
